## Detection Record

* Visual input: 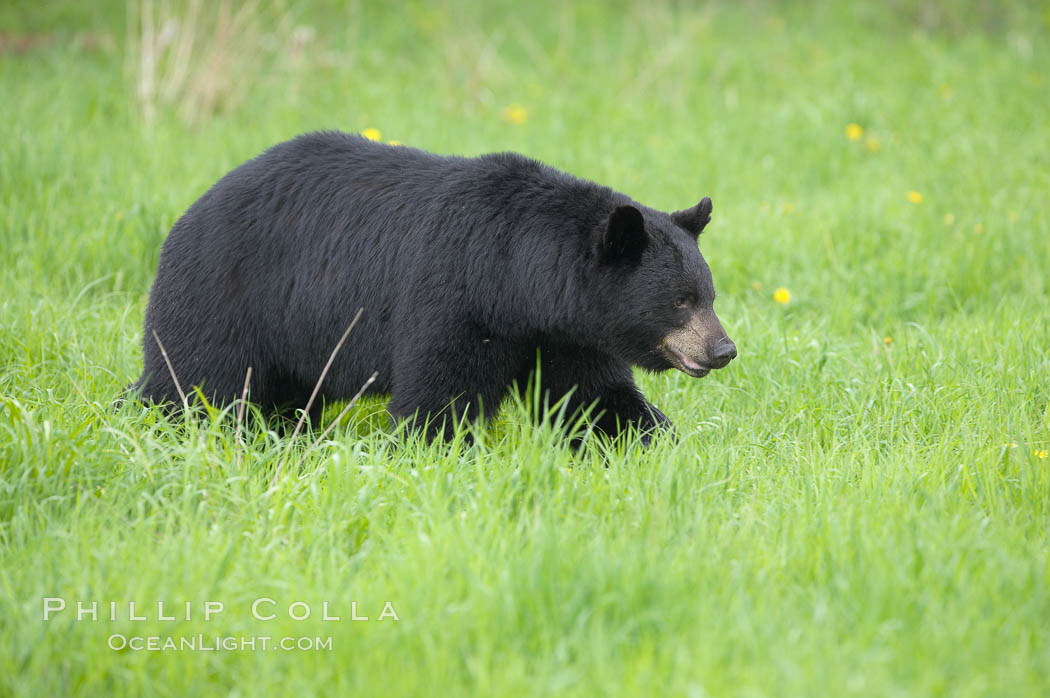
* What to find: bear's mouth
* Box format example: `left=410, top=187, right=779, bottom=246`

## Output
left=662, top=344, right=711, bottom=378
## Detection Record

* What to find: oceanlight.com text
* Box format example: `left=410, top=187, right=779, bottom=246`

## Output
left=107, top=634, right=333, bottom=652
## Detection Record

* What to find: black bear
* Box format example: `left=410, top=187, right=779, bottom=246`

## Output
left=134, top=131, right=736, bottom=442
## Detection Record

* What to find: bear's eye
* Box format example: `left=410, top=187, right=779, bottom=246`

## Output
left=673, top=296, right=688, bottom=309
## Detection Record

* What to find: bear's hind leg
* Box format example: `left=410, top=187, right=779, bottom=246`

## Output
left=256, top=369, right=328, bottom=432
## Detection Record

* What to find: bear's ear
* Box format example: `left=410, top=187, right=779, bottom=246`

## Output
left=602, top=205, right=648, bottom=264
left=671, top=196, right=713, bottom=238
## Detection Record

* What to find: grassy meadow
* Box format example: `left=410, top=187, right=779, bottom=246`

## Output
left=2, top=1, right=1050, bottom=695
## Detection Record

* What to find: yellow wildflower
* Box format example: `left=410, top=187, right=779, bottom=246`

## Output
left=387, top=140, right=402, bottom=146
left=883, top=336, right=893, bottom=345
left=907, top=190, right=923, bottom=204
left=361, top=128, right=382, bottom=141
left=845, top=123, right=863, bottom=141
left=773, top=287, right=791, bottom=305
left=503, top=104, right=528, bottom=125
left=1035, top=449, right=1048, bottom=459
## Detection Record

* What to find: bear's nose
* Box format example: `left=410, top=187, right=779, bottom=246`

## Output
left=707, top=341, right=737, bottom=369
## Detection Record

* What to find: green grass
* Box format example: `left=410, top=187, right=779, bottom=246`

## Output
left=3, top=1, right=1050, bottom=695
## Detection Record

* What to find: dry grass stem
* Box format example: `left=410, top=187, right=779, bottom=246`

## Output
left=234, top=365, right=252, bottom=470
left=289, top=370, right=379, bottom=474
left=270, top=308, right=364, bottom=488
left=151, top=329, right=187, bottom=407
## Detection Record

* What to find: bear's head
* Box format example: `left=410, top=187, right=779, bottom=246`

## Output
left=592, top=196, right=736, bottom=378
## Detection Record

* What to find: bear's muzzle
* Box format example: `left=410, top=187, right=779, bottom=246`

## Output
left=660, top=309, right=736, bottom=377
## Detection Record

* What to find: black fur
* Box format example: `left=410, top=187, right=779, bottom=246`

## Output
left=135, top=131, right=728, bottom=442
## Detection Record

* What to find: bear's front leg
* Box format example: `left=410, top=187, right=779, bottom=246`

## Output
left=587, top=385, right=673, bottom=445
left=388, top=324, right=521, bottom=443
left=531, top=348, right=674, bottom=445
